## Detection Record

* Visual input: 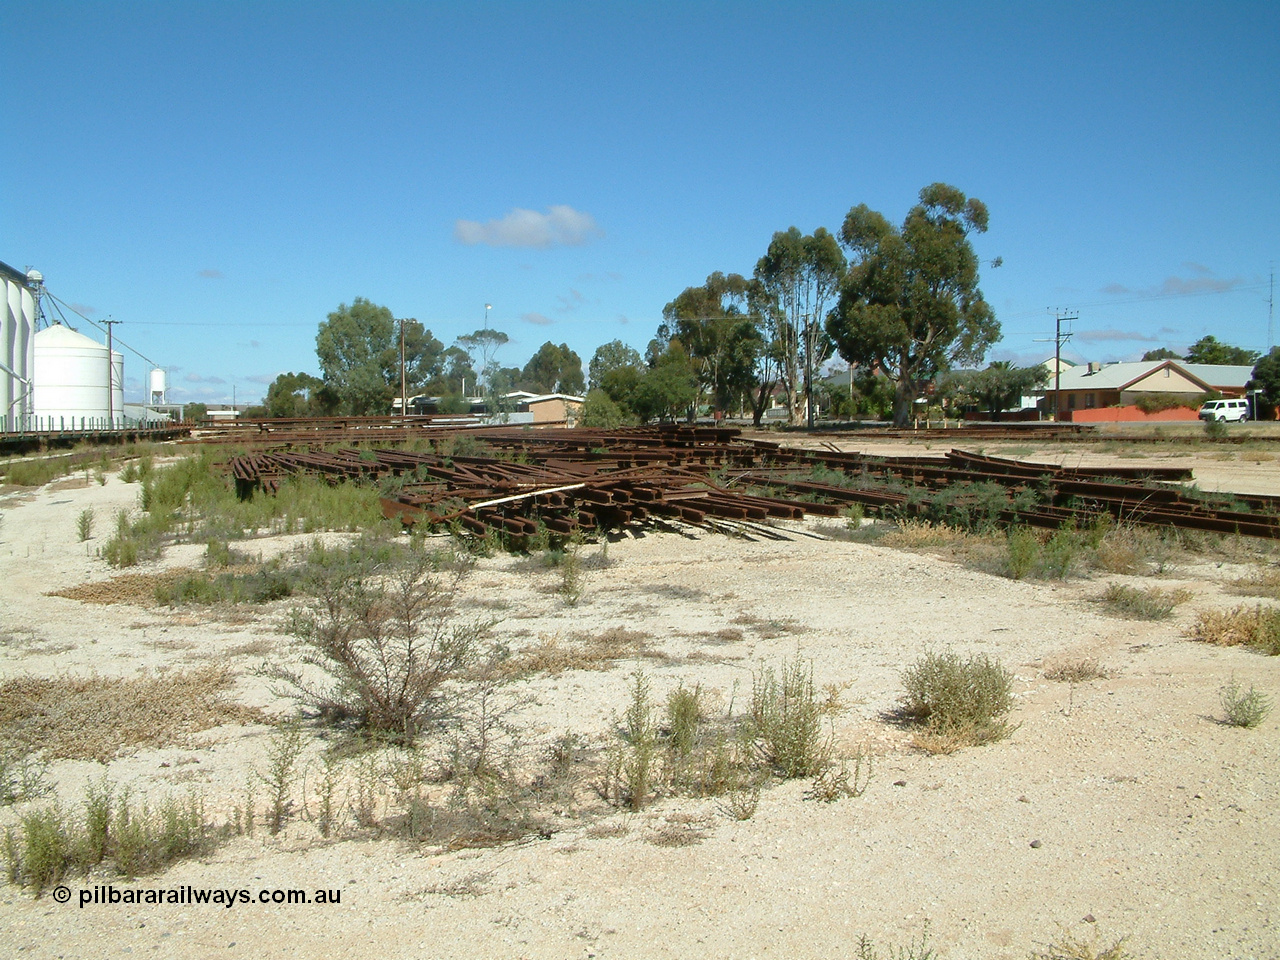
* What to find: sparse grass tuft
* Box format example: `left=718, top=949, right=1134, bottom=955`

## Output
left=854, top=925, right=937, bottom=960
left=1229, top=566, right=1280, bottom=598
left=1220, top=678, right=1272, bottom=728
left=1095, top=584, right=1191, bottom=620
left=808, top=746, right=871, bottom=802
left=1030, top=929, right=1131, bottom=960
left=502, top=627, right=656, bottom=676
left=881, top=519, right=967, bottom=548
left=1044, top=658, right=1109, bottom=683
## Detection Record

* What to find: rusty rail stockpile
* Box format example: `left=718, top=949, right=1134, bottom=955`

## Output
left=224, top=426, right=1280, bottom=541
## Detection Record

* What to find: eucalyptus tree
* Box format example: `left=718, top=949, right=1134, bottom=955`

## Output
left=520, top=342, right=586, bottom=395
left=316, top=299, right=445, bottom=414
left=753, top=227, right=846, bottom=426
left=826, top=184, right=998, bottom=426
left=660, top=272, right=765, bottom=418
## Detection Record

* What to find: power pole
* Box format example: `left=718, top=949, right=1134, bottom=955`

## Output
left=1035, top=311, right=1075, bottom=420
left=399, top=318, right=407, bottom=419
left=1268, top=265, right=1274, bottom=352
left=103, top=317, right=120, bottom=427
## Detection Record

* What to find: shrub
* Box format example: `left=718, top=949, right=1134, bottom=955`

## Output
left=749, top=655, right=828, bottom=778
left=1005, top=527, right=1039, bottom=579
left=854, top=926, right=936, bottom=960
left=1191, top=605, right=1280, bottom=654
left=1220, top=678, right=1272, bottom=728
left=0, top=749, right=50, bottom=805
left=1204, top=417, right=1228, bottom=440
left=4, top=785, right=217, bottom=894
left=602, top=671, right=661, bottom=811
left=899, top=650, right=1014, bottom=750
left=76, top=508, right=94, bottom=542
left=809, top=746, right=871, bottom=802
left=1038, top=529, right=1079, bottom=580
left=271, top=539, right=497, bottom=744
left=1096, top=584, right=1191, bottom=620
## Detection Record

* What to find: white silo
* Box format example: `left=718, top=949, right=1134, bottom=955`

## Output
left=1, top=261, right=38, bottom=431
left=149, top=367, right=167, bottom=404
left=33, top=324, right=126, bottom=429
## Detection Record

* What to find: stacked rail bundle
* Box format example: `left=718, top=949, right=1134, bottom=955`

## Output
left=223, top=427, right=1280, bottom=541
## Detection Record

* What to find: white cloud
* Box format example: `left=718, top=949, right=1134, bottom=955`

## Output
left=454, top=205, right=602, bottom=249
left=198, top=268, right=225, bottom=279
left=521, top=312, right=554, bottom=326
left=1102, top=267, right=1244, bottom=298
left=1075, top=329, right=1160, bottom=343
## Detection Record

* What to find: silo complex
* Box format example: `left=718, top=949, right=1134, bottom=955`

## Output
left=33, top=324, right=125, bottom=429
left=1, top=261, right=37, bottom=431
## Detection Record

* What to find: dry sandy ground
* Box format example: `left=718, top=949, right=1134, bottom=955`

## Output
left=2, top=443, right=1279, bottom=960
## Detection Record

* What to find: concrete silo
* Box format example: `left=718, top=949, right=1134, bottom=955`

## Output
left=33, top=324, right=125, bottom=429
left=1, top=261, right=38, bottom=431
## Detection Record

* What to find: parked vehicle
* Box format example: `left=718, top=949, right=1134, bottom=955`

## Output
left=1198, top=398, right=1250, bottom=422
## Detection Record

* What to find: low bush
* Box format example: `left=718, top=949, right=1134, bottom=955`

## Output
left=0, top=749, right=50, bottom=806
left=899, top=650, right=1014, bottom=751
left=749, top=655, right=829, bottom=778
left=1095, top=584, right=1191, bottom=620
left=1220, top=678, right=1272, bottom=728
left=1005, top=527, right=1040, bottom=579
left=4, top=784, right=218, bottom=894
left=1191, top=605, right=1280, bottom=654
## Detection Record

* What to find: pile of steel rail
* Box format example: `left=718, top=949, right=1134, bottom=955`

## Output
left=223, top=426, right=1280, bottom=541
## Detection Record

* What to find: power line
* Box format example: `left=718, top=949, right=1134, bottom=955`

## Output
left=1034, top=310, right=1076, bottom=420
left=44, top=291, right=163, bottom=369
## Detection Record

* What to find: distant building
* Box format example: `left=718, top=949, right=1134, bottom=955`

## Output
left=1044, top=359, right=1252, bottom=418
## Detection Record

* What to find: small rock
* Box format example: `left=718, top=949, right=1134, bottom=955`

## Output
left=1017, top=795, right=1029, bottom=803
left=1083, top=914, right=1096, bottom=924
left=1029, top=839, right=1042, bottom=848
left=893, top=780, right=907, bottom=787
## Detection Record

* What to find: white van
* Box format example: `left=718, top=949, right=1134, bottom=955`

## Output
left=1198, top=398, right=1249, bottom=422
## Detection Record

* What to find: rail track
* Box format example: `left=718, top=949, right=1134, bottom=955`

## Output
left=222, top=426, right=1280, bottom=542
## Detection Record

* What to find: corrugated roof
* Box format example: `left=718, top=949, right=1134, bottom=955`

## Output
left=1053, top=360, right=1253, bottom=392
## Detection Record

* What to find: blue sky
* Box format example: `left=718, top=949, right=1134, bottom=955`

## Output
left=4, top=0, right=1277, bottom=405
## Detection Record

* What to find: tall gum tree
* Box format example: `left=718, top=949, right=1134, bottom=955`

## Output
left=826, top=184, right=998, bottom=426
left=753, top=228, right=845, bottom=426
left=660, top=272, right=765, bottom=418
left=316, top=299, right=444, bottom=414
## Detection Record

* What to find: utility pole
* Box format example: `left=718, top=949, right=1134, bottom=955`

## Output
left=398, top=318, right=407, bottom=418
left=1268, top=265, right=1274, bottom=352
left=1035, top=310, right=1075, bottom=420
left=103, top=317, right=119, bottom=427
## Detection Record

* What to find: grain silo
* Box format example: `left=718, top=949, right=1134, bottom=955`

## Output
left=1, top=260, right=38, bottom=431
left=33, top=323, right=125, bottom=429
left=149, top=367, right=167, bottom=404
